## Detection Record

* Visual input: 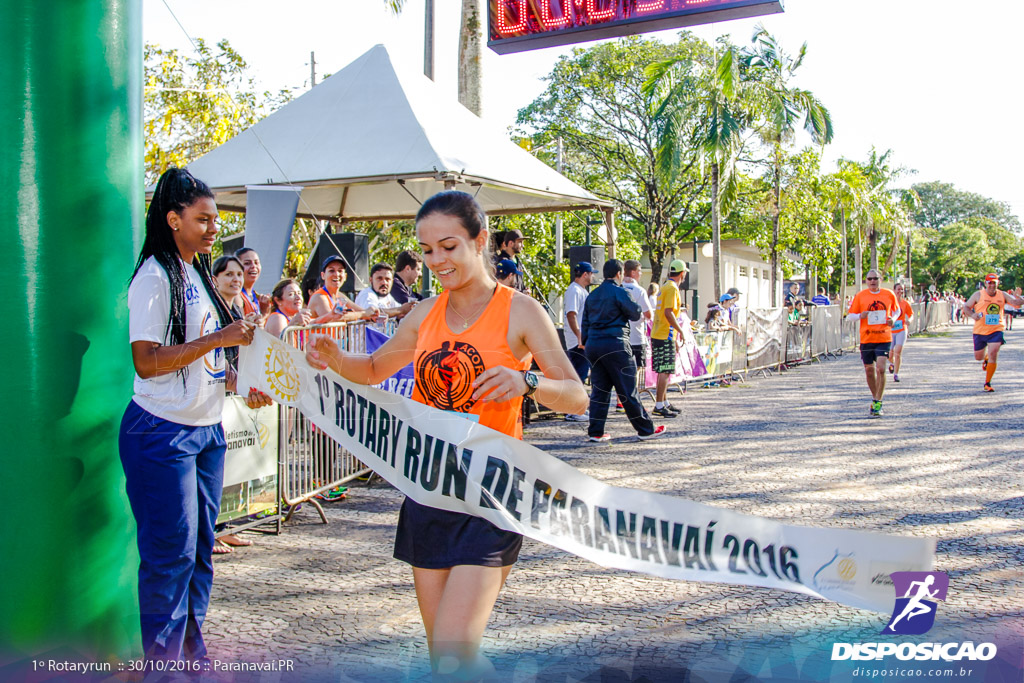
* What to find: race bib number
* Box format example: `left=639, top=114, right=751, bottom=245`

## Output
left=891, top=320, right=904, bottom=331
left=866, top=310, right=887, bottom=326
left=985, top=313, right=1000, bottom=326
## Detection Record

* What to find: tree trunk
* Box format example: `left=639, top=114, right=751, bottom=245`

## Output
left=854, top=220, right=863, bottom=290
left=869, top=221, right=879, bottom=272
left=769, top=144, right=782, bottom=307
left=458, top=0, right=483, bottom=116
left=840, top=208, right=848, bottom=307
left=881, top=230, right=899, bottom=278
left=711, top=161, right=722, bottom=302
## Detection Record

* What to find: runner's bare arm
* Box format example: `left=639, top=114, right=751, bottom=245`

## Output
left=962, top=292, right=980, bottom=319
left=473, top=293, right=587, bottom=412
left=305, top=297, right=436, bottom=384
left=307, top=292, right=333, bottom=319
left=1004, top=289, right=1024, bottom=307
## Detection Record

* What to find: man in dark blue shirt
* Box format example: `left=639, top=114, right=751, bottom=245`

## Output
left=581, top=259, right=665, bottom=442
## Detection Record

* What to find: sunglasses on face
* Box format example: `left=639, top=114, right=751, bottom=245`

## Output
left=866, top=277, right=879, bottom=281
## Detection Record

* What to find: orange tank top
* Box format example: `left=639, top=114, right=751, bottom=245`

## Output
left=973, top=290, right=1006, bottom=334
left=892, top=299, right=913, bottom=332
left=412, top=284, right=530, bottom=439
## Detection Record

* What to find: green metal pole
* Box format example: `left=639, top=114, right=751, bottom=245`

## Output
left=1, top=0, right=142, bottom=663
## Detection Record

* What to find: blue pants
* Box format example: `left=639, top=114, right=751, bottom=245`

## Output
left=567, top=346, right=591, bottom=384
left=119, top=400, right=226, bottom=660
left=586, top=341, right=655, bottom=437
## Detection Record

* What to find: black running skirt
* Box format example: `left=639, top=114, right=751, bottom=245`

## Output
left=393, top=497, right=523, bottom=569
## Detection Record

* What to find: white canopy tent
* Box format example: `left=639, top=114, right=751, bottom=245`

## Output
left=180, top=44, right=613, bottom=225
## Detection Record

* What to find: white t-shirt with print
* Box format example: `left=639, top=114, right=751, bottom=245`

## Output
left=622, top=279, right=653, bottom=346
left=562, top=281, right=588, bottom=349
left=355, top=288, right=398, bottom=310
left=129, top=257, right=226, bottom=426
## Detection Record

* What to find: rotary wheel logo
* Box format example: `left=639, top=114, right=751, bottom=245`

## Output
left=986, top=303, right=1000, bottom=315
left=257, top=423, right=270, bottom=449
left=416, top=340, right=485, bottom=412
left=264, top=345, right=301, bottom=402
left=837, top=558, right=857, bottom=581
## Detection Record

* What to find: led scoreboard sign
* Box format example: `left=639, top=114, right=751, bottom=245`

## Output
left=489, top=0, right=784, bottom=54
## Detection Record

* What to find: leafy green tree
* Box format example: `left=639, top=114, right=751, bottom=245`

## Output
left=518, top=36, right=713, bottom=281
left=912, top=181, right=1021, bottom=233
left=645, top=39, right=748, bottom=299
left=743, top=25, right=833, bottom=305
left=145, top=40, right=308, bottom=270
left=144, top=39, right=290, bottom=183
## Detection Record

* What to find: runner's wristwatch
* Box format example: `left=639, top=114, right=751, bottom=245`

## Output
left=522, top=370, right=539, bottom=398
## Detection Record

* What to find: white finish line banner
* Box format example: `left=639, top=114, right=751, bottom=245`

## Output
left=239, top=330, right=933, bottom=613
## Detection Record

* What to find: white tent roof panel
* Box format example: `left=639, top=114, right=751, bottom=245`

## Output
left=180, top=45, right=610, bottom=219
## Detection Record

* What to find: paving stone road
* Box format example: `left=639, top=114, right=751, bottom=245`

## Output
left=203, top=323, right=1022, bottom=682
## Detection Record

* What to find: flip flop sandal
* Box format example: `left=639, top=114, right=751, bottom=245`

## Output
left=212, top=541, right=232, bottom=554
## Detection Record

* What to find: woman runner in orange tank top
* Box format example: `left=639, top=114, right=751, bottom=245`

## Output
left=305, top=191, right=587, bottom=677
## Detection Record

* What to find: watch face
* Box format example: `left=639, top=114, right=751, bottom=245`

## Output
left=525, top=371, right=539, bottom=391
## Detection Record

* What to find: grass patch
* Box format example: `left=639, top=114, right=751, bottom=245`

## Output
left=915, top=331, right=953, bottom=338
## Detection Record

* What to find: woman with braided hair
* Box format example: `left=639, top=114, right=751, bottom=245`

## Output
left=119, top=167, right=271, bottom=662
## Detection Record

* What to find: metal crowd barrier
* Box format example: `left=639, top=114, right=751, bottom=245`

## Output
left=740, top=301, right=951, bottom=376
left=277, top=319, right=399, bottom=523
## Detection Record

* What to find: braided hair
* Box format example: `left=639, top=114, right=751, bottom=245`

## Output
left=133, top=167, right=236, bottom=381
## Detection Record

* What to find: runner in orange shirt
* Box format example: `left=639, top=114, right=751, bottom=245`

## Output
left=961, top=273, right=1024, bottom=392
left=889, top=282, right=914, bottom=382
left=846, top=269, right=899, bottom=417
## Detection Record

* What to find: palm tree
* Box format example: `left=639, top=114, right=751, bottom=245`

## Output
left=743, top=25, right=833, bottom=306
left=385, top=0, right=484, bottom=116
left=644, top=41, right=746, bottom=300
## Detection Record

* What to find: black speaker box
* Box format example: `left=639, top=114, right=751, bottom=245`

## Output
left=681, top=262, right=697, bottom=291
left=568, top=245, right=605, bottom=285
left=301, top=231, right=369, bottom=301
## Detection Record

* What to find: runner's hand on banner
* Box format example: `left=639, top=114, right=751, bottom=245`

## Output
left=306, top=334, right=343, bottom=372
left=472, top=365, right=528, bottom=403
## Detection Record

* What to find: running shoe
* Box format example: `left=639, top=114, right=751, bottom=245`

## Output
left=565, top=413, right=589, bottom=422
left=983, top=382, right=994, bottom=393
left=652, top=407, right=678, bottom=419
left=869, top=400, right=883, bottom=418
left=893, top=374, right=900, bottom=382
left=982, top=359, right=988, bottom=371
left=664, top=403, right=682, bottom=414
left=615, top=402, right=625, bottom=413
left=587, top=434, right=612, bottom=443
left=888, top=362, right=895, bottom=374
left=637, top=425, right=668, bottom=441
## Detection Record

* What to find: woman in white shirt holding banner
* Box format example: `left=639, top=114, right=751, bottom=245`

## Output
left=120, top=167, right=270, bottom=662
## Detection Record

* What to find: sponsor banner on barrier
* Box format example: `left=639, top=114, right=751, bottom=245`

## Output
left=239, top=329, right=934, bottom=612
left=217, top=396, right=278, bottom=524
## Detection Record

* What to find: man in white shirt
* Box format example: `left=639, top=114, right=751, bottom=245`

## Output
left=621, top=259, right=653, bottom=380
left=355, top=263, right=415, bottom=319
left=562, top=261, right=594, bottom=421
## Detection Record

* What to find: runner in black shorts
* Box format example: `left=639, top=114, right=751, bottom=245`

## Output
left=847, top=270, right=899, bottom=417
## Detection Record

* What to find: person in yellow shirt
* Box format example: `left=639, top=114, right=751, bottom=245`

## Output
left=846, top=269, right=899, bottom=417
left=961, top=273, right=1024, bottom=392
left=650, top=260, right=688, bottom=418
